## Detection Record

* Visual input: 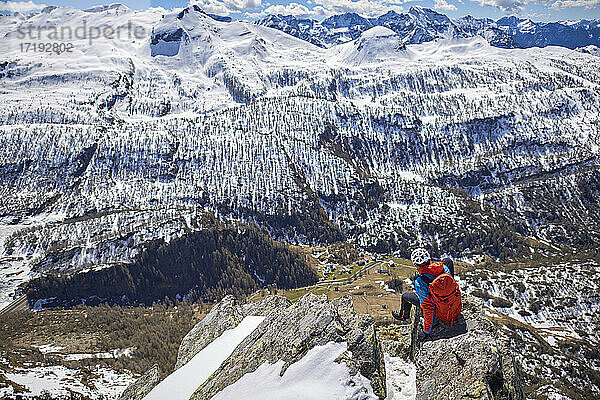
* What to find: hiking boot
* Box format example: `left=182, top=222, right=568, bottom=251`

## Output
left=392, top=310, right=410, bottom=324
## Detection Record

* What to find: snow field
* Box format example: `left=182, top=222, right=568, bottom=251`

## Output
left=3, top=365, right=134, bottom=398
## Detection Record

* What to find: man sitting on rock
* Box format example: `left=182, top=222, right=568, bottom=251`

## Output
left=392, top=248, right=462, bottom=336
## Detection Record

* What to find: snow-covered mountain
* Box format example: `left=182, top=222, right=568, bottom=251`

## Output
left=334, top=26, right=407, bottom=65
left=1, top=4, right=599, bottom=302
left=257, top=7, right=520, bottom=48
left=257, top=7, right=600, bottom=50
left=0, top=4, right=599, bottom=399
left=254, top=13, right=333, bottom=47
left=577, top=44, right=600, bottom=56
left=373, top=8, right=461, bottom=46
left=497, top=16, right=600, bottom=49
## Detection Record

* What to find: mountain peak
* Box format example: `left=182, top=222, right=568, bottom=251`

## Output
left=379, top=10, right=401, bottom=18
left=84, top=3, right=129, bottom=13
left=408, top=6, right=448, bottom=20
left=409, top=5, right=425, bottom=12
left=408, top=5, right=436, bottom=14
left=496, top=15, right=523, bottom=27
left=177, top=4, right=204, bottom=19
left=41, top=6, right=58, bottom=13
left=322, top=12, right=372, bottom=29
left=361, top=25, right=398, bottom=38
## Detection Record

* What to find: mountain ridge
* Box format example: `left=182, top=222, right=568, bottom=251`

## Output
left=256, top=7, right=600, bottom=50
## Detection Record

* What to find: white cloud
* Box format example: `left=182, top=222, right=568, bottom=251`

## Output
left=224, top=0, right=262, bottom=10
left=551, top=0, right=600, bottom=8
left=261, top=2, right=321, bottom=16
left=246, top=3, right=329, bottom=18
left=471, top=0, right=530, bottom=12
left=247, top=0, right=404, bottom=19
left=434, top=0, right=458, bottom=10
left=190, top=0, right=261, bottom=15
left=312, top=0, right=404, bottom=18
left=191, top=0, right=231, bottom=14
left=0, top=1, right=47, bottom=12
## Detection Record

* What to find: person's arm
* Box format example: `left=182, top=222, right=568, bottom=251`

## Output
left=442, top=257, right=454, bottom=277
left=415, top=277, right=435, bottom=334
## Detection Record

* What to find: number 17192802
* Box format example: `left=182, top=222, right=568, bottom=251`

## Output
left=20, top=42, right=74, bottom=54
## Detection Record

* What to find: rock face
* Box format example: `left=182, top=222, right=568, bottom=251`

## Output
left=181, top=293, right=386, bottom=399
left=118, top=364, right=160, bottom=400
left=411, top=296, right=524, bottom=400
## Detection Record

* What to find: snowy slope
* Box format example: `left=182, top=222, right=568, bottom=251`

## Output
left=0, top=213, right=65, bottom=310
left=2, top=365, right=134, bottom=398
left=334, top=26, right=407, bottom=65
left=143, top=316, right=265, bottom=400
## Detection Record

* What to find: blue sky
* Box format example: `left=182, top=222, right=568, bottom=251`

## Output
left=0, top=0, right=598, bottom=21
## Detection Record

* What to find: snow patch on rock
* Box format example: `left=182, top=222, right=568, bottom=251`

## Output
left=212, top=342, right=378, bottom=400
left=143, top=315, right=265, bottom=400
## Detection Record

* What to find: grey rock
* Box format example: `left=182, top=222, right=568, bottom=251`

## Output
left=411, top=296, right=524, bottom=400
left=118, top=364, right=159, bottom=400
left=241, top=294, right=292, bottom=316
left=381, top=338, right=411, bottom=359
left=175, top=294, right=245, bottom=369
left=175, top=294, right=291, bottom=369
left=189, top=293, right=386, bottom=399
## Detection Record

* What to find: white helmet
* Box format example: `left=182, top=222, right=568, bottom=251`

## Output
left=411, top=248, right=430, bottom=267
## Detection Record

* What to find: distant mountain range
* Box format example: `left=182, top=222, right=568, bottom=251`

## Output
left=256, top=6, right=600, bottom=50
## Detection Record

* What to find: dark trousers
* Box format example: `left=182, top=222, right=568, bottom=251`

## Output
left=400, top=291, right=420, bottom=318
left=400, top=258, right=454, bottom=318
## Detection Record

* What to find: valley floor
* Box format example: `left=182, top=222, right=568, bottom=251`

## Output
left=0, top=303, right=205, bottom=399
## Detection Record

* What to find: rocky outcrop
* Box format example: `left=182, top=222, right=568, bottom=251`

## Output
left=186, top=293, right=386, bottom=399
left=175, top=294, right=292, bottom=369
left=122, top=292, right=524, bottom=400
left=411, top=296, right=524, bottom=400
left=118, top=364, right=160, bottom=400
left=120, top=295, right=292, bottom=400
left=240, top=294, right=293, bottom=317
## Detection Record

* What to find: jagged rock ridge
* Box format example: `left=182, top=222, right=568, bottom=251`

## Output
left=122, top=293, right=526, bottom=399
left=130, top=294, right=386, bottom=399
left=189, top=294, right=386, bottom=399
